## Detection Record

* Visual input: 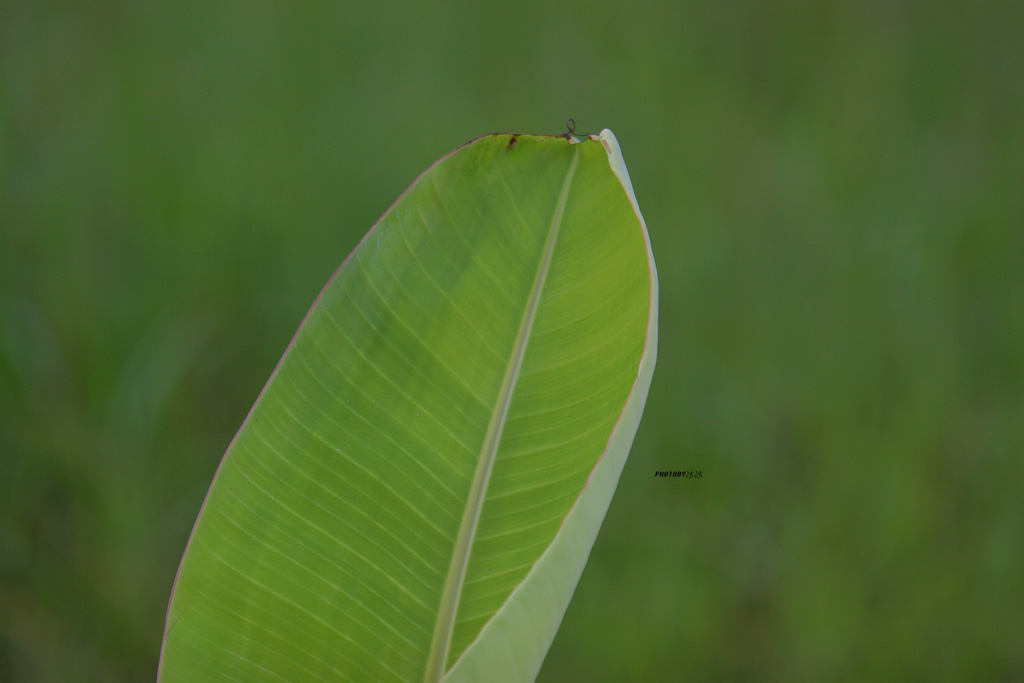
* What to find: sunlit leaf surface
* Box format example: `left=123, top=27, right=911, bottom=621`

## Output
left=158, top=130, right=657, bottom=683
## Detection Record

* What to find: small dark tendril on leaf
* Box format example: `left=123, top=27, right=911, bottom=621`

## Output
left=560, top=118, right=591, bottom=139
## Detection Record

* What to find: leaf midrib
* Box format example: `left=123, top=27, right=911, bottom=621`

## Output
left=422, top=146, right=581, bottom=683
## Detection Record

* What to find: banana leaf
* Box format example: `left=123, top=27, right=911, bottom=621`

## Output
left=158, top=129, right=658, bottom=682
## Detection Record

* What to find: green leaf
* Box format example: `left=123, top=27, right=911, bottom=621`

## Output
left=158, top=129, right=658, bottom=683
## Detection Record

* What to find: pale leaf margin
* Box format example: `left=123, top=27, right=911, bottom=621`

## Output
left=441, top=129, right=659, bottom=683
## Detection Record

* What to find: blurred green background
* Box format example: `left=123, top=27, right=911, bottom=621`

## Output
left=2, top=0, right=1022, bottom=680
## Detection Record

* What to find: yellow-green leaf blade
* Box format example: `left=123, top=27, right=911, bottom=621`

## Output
left=158, top=130, right=657, bottom=683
